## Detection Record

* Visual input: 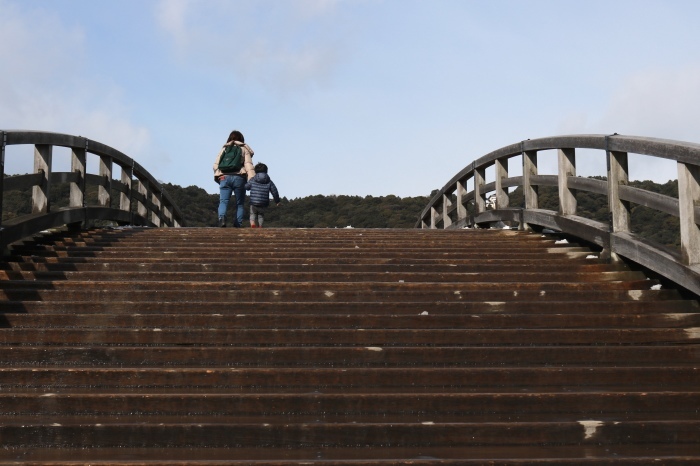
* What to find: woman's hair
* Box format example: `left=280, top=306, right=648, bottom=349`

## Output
left=227, top=130, right=244, bottom=143
left=254, top=162, right=268, bottom=173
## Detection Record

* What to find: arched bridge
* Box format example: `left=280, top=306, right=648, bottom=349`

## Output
left=418, top=134, right=700, bottom=296
left=0, top=130, right=698, bottom=464
left=0, top=130, right=183, bottom=250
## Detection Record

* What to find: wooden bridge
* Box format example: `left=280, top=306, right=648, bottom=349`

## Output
left=0, top=130, right=699, bottom=464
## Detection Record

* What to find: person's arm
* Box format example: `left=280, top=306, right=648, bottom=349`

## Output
left=270, top=181, right=281, bottom=204
left=242, top=146, right=255, bottom=180
left=212, top=146, right=225, bottom=181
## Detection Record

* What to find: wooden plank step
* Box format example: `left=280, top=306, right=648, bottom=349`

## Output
left=11, top=250, right=592, bottom=260
left=4, top=392, right=699, bottom=420
left=0, top=300, right=693, bottom=314
left=4, top=313, right=698, bottom=329
left=1, top=367, right=698, bottom=393
left=0, top=287, right=675, bottom=303
left=0, top=421, right=697, bottom=448
left=0, top=345, right=698, bottom=367
left=8, top=255, right=601, bottom=265
left=1, top=327, right=699, bottom=346
left=1, top=445, right=700, bottom=463
left=0, top=270, right=648, bottom=284
left=3, top=261, right=624, bottom=273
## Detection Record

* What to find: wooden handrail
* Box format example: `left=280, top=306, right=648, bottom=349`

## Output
left=416, top=134, right=700, bottom=296
left=0, top=130, right=184, bottom=248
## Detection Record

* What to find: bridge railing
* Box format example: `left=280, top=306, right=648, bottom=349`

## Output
left=416, top=134, right=700, bottom=295
left=0, top=130, right=184, bottom=248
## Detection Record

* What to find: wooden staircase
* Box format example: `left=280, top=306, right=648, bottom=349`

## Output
left=0, top=226, right=698, bottom=464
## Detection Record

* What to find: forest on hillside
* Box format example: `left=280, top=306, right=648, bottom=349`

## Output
left=0, top=176, right=682, bottom=248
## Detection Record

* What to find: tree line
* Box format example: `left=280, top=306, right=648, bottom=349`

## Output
left=0, top=176, right=682, bottom=248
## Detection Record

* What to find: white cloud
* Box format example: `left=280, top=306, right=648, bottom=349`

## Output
left=0, top=1, right=157, bottom=176
left=598, top=67, right=700, bottom=144
left=552, top=66, right=700, bottom=183
left=153, top=0, right=347, bottom=95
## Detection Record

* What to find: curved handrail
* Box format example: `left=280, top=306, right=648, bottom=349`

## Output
left=0, top=130, right=184, bottom=248
left=416, top=134, right=700, bottom=296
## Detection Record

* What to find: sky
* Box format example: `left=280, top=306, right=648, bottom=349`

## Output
left=2, top=0, right=700, bottom=200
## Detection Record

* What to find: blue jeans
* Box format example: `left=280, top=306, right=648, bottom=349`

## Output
left=218, top=175, right=246, bottom=227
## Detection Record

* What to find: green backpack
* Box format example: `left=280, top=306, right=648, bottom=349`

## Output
left=217, top=145, right=243, bottom=173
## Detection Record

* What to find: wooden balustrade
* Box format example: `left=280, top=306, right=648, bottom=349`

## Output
left=0, top=130, right=184, bottom=249
left=417, top=134, right=700, bottom=295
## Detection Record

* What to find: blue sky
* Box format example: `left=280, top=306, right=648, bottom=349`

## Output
left=2, top=0, right=700, bottom=199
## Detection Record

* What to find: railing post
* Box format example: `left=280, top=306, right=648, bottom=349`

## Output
left=557, top=148, right=576, bottom=216
left=495, top=158, right=508, bottom=209
left=678, top=161, right=700, bottom=265
left=442, top=194, right=453, bottom=229
left=522, top=149, right=538, bottom=231
left=120, top=164, right=133, bottom=221
left=456, top=180, right=467, bottom=222
left=0, top=131, right=5, bottom=229
left=32, top=144, right=52, bottom=214
left=430, top=206, right=438, bottom=229
left=151, top=191, right=162, bottom=227
left=137, top=179, right=149, bottom=224
left=70, top=141, right=86, bottom=209
left=607, top=150, right=630, bottom=233
left=523, top=150, right=538, bottom=210
left=474, top=166, right=486, bottom=214
left=98, top=155, right=112, bottom=208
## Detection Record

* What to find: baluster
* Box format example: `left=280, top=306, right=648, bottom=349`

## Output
left=456, top=180, right=467, bottom=223
left=0, top=131, right=5, bottom=229
left=152, top=191, right=162, bottom=227
left=136, top=179, right=149, bottom=223
left=98, top=155, right=112, bottom=208
left=558, top=148, right=576, bottom=215
left=120, top=164, right=133, bottom=219
left=430, top=206, right=438, bottom=229
left=442, top=193, right=453, bottom=229
left=495, top=157, right=508, bottom=209
left=522, top=150, right=538, bottom=231
left=32, top=144, right=52, bottom=214
left=678, top=161, right=700, bottom=265
left=474, top=167, right=486, bottom=214
left=70, top=142, right=86, bottom=209
left=607, top=150, right=630, bottom=233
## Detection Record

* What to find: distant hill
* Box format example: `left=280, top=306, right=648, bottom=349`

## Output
left=161, top=183, right=430, bottom=229
left=1, top=176, right=681, bottom=248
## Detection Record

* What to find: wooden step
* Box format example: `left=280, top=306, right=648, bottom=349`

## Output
left=0, top=226, right=697, bottom=463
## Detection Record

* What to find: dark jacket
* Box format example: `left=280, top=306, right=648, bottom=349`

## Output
left=245, top=172, right=280, bottom=207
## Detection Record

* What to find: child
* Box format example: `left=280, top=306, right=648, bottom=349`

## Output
left=245, top=162, right=281, bottom=228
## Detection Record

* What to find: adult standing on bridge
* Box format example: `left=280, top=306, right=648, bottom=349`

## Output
left=213, top=130, right=255, bottom=227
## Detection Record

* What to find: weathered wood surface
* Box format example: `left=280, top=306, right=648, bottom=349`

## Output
left=0, top=130, right=183, bottom=250
left=418, top=134, right=700, bottom=296
left=0, top=227, right=698, bottom=463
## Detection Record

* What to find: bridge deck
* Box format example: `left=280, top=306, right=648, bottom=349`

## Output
left=0, top=227, right=698, bottom=464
